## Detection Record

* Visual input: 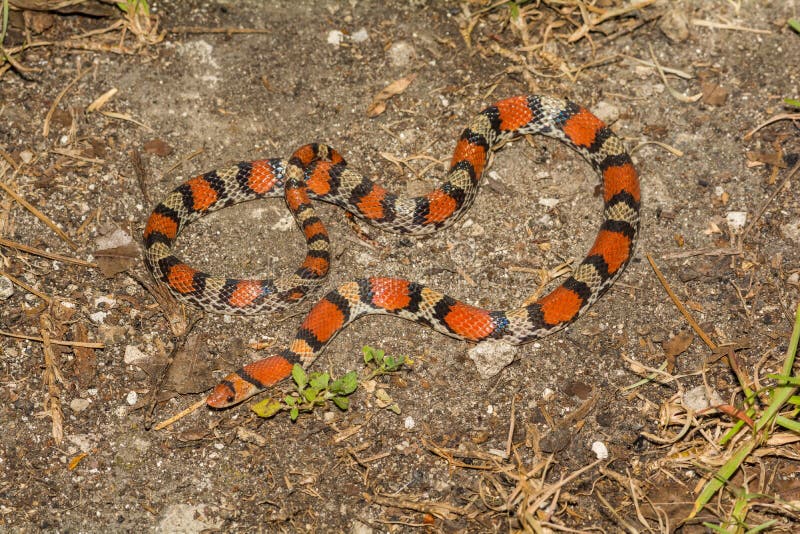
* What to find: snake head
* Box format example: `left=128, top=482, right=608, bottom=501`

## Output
left=206, top=372, right=257, bottom=409
left=206, top=355, right=295, bottom=409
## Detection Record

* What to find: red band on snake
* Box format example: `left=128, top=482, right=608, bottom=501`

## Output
left=142, top=95, right=641, bottom=408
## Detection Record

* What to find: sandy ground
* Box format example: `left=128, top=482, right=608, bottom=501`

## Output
left=1, top=0, right=799, bottom=531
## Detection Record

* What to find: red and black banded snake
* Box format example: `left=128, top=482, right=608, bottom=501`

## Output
left=142, top=95, right=641, bottom=408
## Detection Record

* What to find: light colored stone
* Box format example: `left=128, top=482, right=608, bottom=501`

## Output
left=683, top=385, right=724, bottom=411
left=387, top=41, right=415, bottom=67
left=70, top=398, right=91, bottom=413
left=469, top=340, right=516, bottom=379
left=0, top=275, right=13, bottom=300
left=591, top=440, right=609, bottom=460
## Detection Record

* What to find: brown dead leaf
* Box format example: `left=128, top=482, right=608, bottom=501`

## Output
left=701, top=82, right=728, bottom=106
left=160, top=333, right=215, bottom=398
left=143, top=138, right=174, bottom=157
left=746, top=149, right=787, bottom=168
left=662, top=331, right=694, bottom=371
left=94, top=243, right=139, bottom=277
left=367, top=74, right=417, bottom=118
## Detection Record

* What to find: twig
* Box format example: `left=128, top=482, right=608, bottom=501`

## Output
left=743, top=113, right=800, bottom=141
left=741, top=160, right=800, bottom=242
left=648, top=44, right=702, bottom=103
left=0, top=237, right=95, bottom=267
left=0, top=181, right=78, bottom=249
left=691, top=19, right=772, bottom=34
left=167, top=26, right=272, bottom=35
left=0, top=329, right=104, bottom=349
left=130, top=147, right=151, bottom=207
left=43, top=65, right=95, bottom=138
left=152, top=398, right=207, bottom=431
left=646, top=253, right=717, bottom=350
left=0, top=269, right=51, bottom=303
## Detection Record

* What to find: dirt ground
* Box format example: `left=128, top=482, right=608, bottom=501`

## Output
left=1, top=0, right=799, bottom=532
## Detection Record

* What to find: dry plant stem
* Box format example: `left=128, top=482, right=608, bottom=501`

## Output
left=42, top=65, right=95, bottom=138
left=646, top=253, right=717, bottom=350
left=0, top=269, right=51, bottom=302
left=0, top=237, right=95, bottom=267
left=152, top=398, right=206, bottom=431
left=130, top=147, right=150, bottom=206
left=0, top=181, right=77, bottom=249
left=40, top=313, right=64, bottom=444
left=743, top=113, right=800, bottom=141
left=0, top=329, right=104, bottom=348
left=740, top=160, right=800, bottom=243
left=167, top=26, right=272, bottom=34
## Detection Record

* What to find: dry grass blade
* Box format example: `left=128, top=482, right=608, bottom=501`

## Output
left=0, top=179, right=78, bottom=249
left=42, top=65, right=95, bottom=138
left=0, top=237, right=96, bottom=266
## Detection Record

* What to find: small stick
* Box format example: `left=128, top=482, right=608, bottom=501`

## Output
left=131, top=147, right=151, bottom=206
left=646, top=253, right=717, bottom=350
left=0, top=237, right=95, bottom=267
left=152, top=398, right=206, bottom=431
left=0, top=270, right=51, bottom=303
left=0, top=329, right=105, bottom=348
left=43, top=65, right=95, bottom=137
left=167, top=27, right=273, bottom=35
left=691, top=19, right=772, bottom=34
left=0, top=181, right=78, bottom=250
left=741, top=160, right=800, bottom=242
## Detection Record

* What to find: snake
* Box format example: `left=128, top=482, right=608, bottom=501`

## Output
left=142, top=95, right=641, bottom=408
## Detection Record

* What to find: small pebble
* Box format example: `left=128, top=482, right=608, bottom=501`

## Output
left=124, top=345, right=148, bottom=366
left=725, top=211, right=747, bottom=232
left=468, top=339, right=516, bottom=379
left=351, top=28, right=369, bottom=42
left=125, top=390, right=138, bottom=406
left=327, top=30, right=344, bottom=47
left=591, top=441, right=609, bottom=460
left=387, top=41, right=415, bottom=67
left=70, top=398, right=91, bottom=413
left=404, top=416, right=415, bottom=430
left=0, top=275, right=13, bottom=299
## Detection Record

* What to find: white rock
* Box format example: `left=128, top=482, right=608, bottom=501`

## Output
left=538, top=197, right=560, bottom=208
left=70, top=398, right=91, bottom=413
left=351, top=28, right=369, bottom=43
left=19, top=150, right=34, bottom=164
left=592, top=101, right=620, bottom=124
left=591, top=440, right=609, bottom=460
left=124, top=345, right=149, bottom=366
left=468, top=339, right=516, bottom=379
left=0, top=275, right=13, bottom=299
left=541, top=387, right=555, bottom=401
left=126, top=390, right=138, bottom=406
left=95, top=228, right=133, bottom=250
left=683, top=385, right=724, bottom=411
left=725, top=211, right=748, bottom=232
left=404, top=416, right=415, bottom=430
left=155, top=504, right=222, bottom=534
left=327, top=30, right=344, bottom=47
left=89, top=311, right=108, bottom=324
left=387, top=41, right=415, bottom=67
left=781, top=220, right=800, bottom=243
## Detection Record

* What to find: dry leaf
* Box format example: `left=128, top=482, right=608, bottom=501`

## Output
left=662, top=331, right=694, bottom=371
left=367, top=74, right=417, bottom=118
left=94, top=243, right=139, bottom=277
left=143, top=138, right=174, bottom=157
left=746, top=150, right=786, bottom=168
left=700, top=82, right=728, bottom=106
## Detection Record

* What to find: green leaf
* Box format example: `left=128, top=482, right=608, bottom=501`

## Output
left=784, top=98, right=800, bottom=109
left=701, top=523, right=731, bottom=534
left=292, top=364, right=308, bottom=389
left=309, top=372, right=330, bottom=390
left=363, top=345, right=375, bottom=363
left=284, top=395, right=297, bottom=406
left=775, top=415, right=800, bottom=433
left=251, top=398, right=283, bottom=418
left=745, top=520, right=778, bottom=534
left=303, top=387, right=318, bottom=403
left=789, top=17, right=800, bottom=34
left=290, top=407, right=299, bottom=421
left=388, top=403, right=401, bottom=415
left=332, top=371, right=359, bottom=395
left=332, top=396, right=350, bottom=410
